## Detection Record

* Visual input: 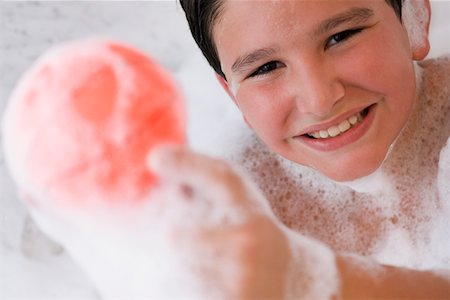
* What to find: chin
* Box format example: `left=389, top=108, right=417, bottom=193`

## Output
left=319, top=151, right=387, bottom=183
left=324, top=165, right=380, bottom=182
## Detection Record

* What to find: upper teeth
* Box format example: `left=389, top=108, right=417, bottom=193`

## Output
left=308, top=112, right=363, bottom=139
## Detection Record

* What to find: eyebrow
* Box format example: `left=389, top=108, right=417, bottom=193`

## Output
left=231, top=47, right=276, bottom=75
left=230, top=7, right=374, bottom=76
left=315, top=7, right=374, bottom=36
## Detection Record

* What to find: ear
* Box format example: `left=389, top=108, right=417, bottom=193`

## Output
left=402, top=0, right=431, bottom=60
left=215, top=73, right=253, bottom=129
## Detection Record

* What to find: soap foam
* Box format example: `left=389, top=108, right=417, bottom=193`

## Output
left=230, top=80, right=240, bottom=97
left=283, top=228, right=339, bottom=300
left=402, top=0, right=430, bottom=53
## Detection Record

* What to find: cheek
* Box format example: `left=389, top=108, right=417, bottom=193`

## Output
left=363, top=47, right=416, bottom=115
left=236, top=85, right=289, bottom=148
left=337, top=31, right=416, bottom=108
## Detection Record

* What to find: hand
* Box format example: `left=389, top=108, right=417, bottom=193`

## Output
left=148, top=146, right=338, bottom=299
left=148, top=146, right=290, bottom=298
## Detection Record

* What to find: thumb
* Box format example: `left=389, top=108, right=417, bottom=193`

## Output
left=148, top=146, right=257, bottom=203
left=147, top=146, right=272, bottom=220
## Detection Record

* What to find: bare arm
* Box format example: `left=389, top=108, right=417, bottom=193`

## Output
left=336, top=254, right=450, bottom=299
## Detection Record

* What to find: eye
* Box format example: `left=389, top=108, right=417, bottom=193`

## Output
left=248, top=61, right=284, bottom=78
left=326, top=28, right=363, bottom=49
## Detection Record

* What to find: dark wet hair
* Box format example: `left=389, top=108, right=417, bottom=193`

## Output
left=180, top=0, right=404, bottom=80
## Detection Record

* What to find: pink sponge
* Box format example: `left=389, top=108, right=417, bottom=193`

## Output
left=2, top=39, right=186, bottom=209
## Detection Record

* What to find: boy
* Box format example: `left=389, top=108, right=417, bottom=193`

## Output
left=148, top=0, right=450, bottom=298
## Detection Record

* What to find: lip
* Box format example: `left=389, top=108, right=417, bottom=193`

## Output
left=298, top=105, right=371, bottom=136
left=294, top=104, right=376, bottom=152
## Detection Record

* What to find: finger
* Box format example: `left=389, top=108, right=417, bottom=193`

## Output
left=148, top=145, right=261, bottom=204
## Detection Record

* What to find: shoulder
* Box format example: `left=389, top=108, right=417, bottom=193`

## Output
left=417, top=54, right=450, bottom=96
left=418, top=54, right=450, bottom=72
left=415, top=54, right=450, bottom=139
left=430, top=56, right=450, bottom=203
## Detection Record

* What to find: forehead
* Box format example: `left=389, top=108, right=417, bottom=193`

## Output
left=213, top=1, right=389, bottom=68
left=214, top=0, right=386, bottom=29
left=215, top=0, right=385, bottom=39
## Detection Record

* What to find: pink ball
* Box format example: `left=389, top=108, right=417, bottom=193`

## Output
left=3, top=39, right=186, bottom=209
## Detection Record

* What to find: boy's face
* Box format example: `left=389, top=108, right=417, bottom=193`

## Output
left=214, top=0, right=429, bottom=182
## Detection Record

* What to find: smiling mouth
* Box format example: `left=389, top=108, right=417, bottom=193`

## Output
left=304, top=106, right=370, bottom=139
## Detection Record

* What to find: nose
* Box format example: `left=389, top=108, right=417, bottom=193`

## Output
left=291, top=59, right=345, bottom=117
